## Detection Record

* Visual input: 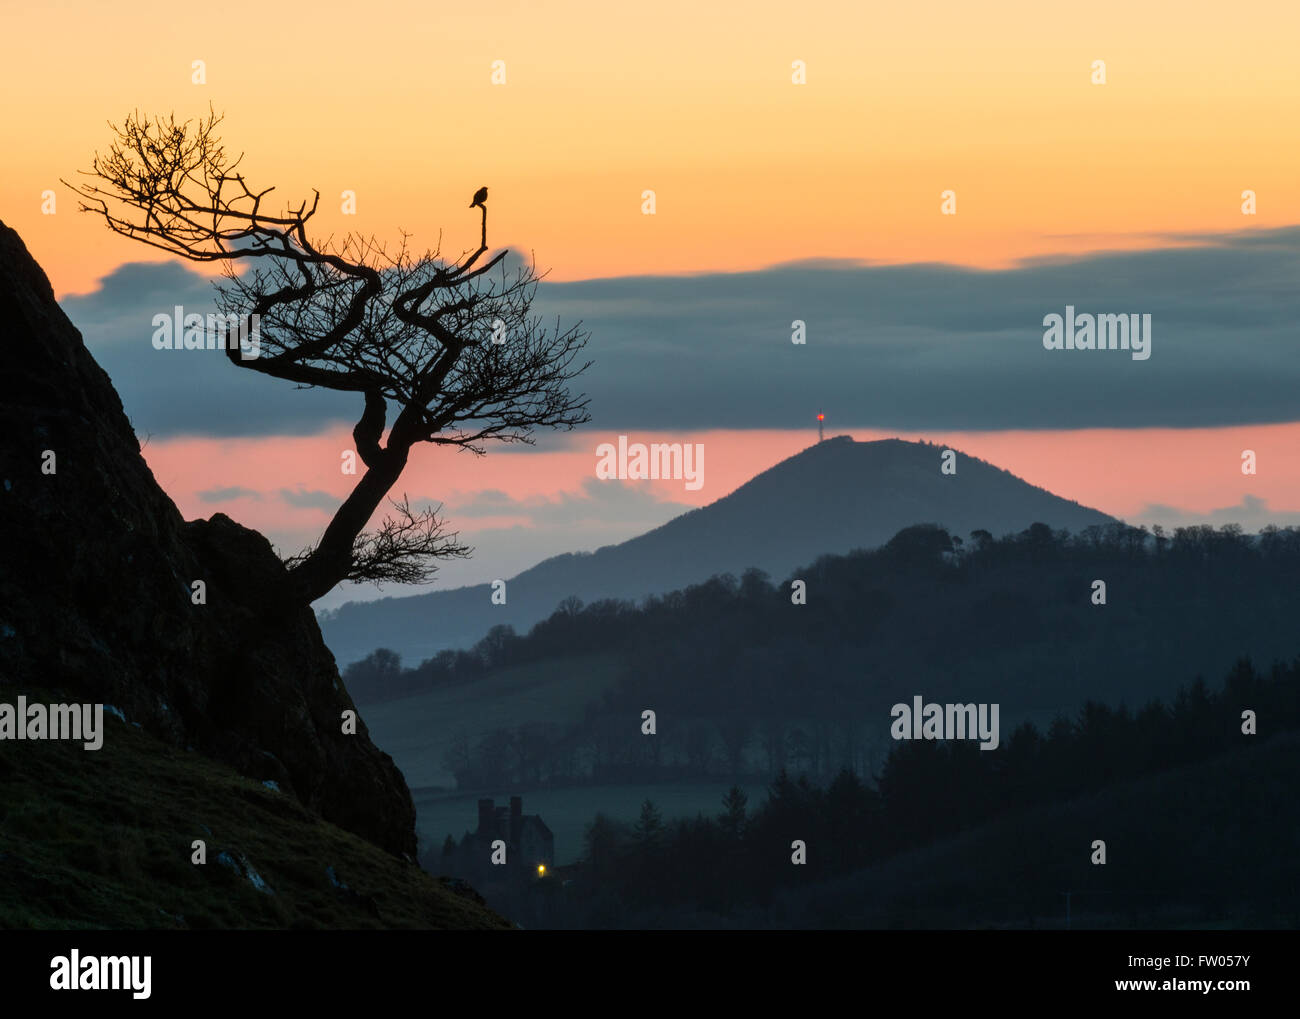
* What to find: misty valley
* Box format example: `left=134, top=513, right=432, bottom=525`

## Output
left=342, top=511, right=1300, bottom=928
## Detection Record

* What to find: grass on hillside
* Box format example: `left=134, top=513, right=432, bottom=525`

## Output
left=0, top=687, right=510, bottom=930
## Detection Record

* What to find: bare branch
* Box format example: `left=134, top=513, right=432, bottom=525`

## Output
left=70, top=110, right=593, bottom=606
left=347, top=496, right=473, bottom=587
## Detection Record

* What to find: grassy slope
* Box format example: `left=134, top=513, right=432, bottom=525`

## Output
left=0, top=688, right=509, bottom=929
left=365, top=652, right=623, bottom=789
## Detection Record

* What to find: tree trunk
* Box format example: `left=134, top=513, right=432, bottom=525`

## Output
left=286, top=443, right=411, bottom=605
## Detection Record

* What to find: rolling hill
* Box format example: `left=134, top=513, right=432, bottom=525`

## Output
left=320, top=436, right=1114, bottom=667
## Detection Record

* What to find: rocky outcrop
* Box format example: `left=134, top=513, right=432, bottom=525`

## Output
left=0, top=220, right=416, bottom=858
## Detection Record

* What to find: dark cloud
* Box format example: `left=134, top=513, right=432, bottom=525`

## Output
left=279, top=487, right=340, bottom=510
left=1134, top=495, right=1300, bottom=531
left=66, top=262, right=356, bottom=437
left=67, top=226, right=1300, bottom=438
left=196, top=485, right=261, bottom=503
left=447, top=489, right=518, bottom=517
left=447, top=477, right=691, bottom=525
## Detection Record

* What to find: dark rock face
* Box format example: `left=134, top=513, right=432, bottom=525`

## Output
left=0, top=221, right=416, bottom=858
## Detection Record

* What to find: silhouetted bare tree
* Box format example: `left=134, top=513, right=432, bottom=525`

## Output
left=66, top=108, right=592, bottom=606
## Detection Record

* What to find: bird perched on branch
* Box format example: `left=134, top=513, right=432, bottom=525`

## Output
left=470, top=186, right=488, bottom=208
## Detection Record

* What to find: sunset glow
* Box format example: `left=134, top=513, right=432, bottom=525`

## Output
left=4, top=1, right=1299, bottom=295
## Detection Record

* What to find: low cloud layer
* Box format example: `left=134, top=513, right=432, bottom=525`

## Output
left=447, top=476, right=691, bottom=526
left=1135, top=494, right=1300, bottom=532
left=66, top=226, right=1300, bottom=439
left=197, top=485, right=261, bottom=503
left=279, top=487, right=343, bottom=511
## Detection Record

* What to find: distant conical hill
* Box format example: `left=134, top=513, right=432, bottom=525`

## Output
left=320, top=436, right=1113, bottom=666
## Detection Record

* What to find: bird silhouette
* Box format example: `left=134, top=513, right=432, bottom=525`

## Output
left=469, top=186, right=488, bottom=208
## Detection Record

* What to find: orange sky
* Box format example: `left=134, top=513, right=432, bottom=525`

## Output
left=147, top=424, right=1300, bottom=523
left=145, top=423, right=1300, bottom=568
left=4, top=0, right=1299, bottom=294
left=6, top=2, right=1300, bottom=604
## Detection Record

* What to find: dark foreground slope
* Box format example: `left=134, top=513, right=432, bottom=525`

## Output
left=542, top=723, right=1299, bottom=930
left=766, top=730, right=1300, bottom=930
left=322, top=435, right=1114, bottom=667
left=0, top=221, right=415, bottom=862
left=0, top=684, right=507, bottom=929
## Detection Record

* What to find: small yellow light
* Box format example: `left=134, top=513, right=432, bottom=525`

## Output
left=537, top=864, right=546, bottom=877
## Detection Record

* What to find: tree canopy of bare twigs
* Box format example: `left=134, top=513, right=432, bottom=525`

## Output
left=65, top=108, right=592, bottom=606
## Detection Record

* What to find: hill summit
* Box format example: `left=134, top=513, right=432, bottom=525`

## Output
left=320, top=434, right=1114, bottom=666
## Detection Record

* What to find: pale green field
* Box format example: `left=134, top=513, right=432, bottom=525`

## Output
left=361, top=656, right=772, bottom=866
left=361, top=652, right=624, bottom=789
left=415, top=782, right=770, bottom=866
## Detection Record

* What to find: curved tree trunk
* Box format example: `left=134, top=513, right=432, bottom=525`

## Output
left=286, top=442, right=411, bottom=605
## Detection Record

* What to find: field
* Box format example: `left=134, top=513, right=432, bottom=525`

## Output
left=361, top=652, right=624, bottom=788
left=416, top=781, right=769, bottom=865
